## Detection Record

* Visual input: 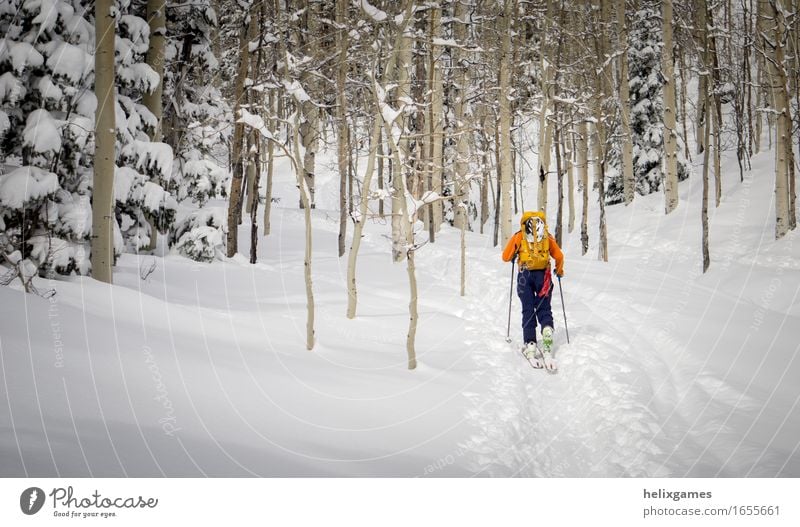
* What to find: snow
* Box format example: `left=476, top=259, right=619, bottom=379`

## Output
left=63, top=10, right=92, bottom=45
left=28, top=235, right=68, bottom=270
left=0, top=109, right=9, bottom=137
left=29, top=0, right=60, bottom=33
left=0, top=166, right=58, bottom=209
left=114, top=166, right=143, bottom=203
left=118, top=63, right=160, bottom=94
left=283, top=79, right=311, bottom=103
left=360, top=0, right=387, bottom=22
left=379, top=101, right=400, bottom=127
left=432, top=38, right=458, bottom=47
left=0, top=71, right=24, bottom=104
left=74, top=90, right=97, bottom=117
left=23, top=109, right=61, bottom=154
left=36, top=75, right=63, bottom=102
left=55, top=193, right=91, bottom=239
left=0, top=40, right=45, bottom=73
left=169, top=207, right=227, bottom=262
left=142, top=181, right=175, bottom=215
left=237, top=108, right=273, bottom=140
left=121, top=140, right=174, bottom=180
left=64, top=114, right=93, bottom=149
left=119, top=14, right=151, bottom=50
left=45, top=41, right=92, bottom=83
left=0, top=114, right=798, bottom=478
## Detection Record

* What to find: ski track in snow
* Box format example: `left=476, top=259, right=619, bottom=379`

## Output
left=445, top=247, right=758, bottom=476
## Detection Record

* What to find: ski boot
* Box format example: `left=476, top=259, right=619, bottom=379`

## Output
left=541, top=327, right=557, bottom=372
left=522, top=341, right=544, bottom=369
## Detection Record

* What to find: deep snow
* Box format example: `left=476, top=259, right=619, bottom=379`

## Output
left=1, top=138, right=798, bottom=477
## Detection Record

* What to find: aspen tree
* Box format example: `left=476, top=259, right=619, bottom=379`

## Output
left=595, top=0, right=611, bottom=262
left=428, top=4, right=444, bottom=236
left=617, top=0, right=635, bottom=205
left=708, top=7, right=723, bottom=207
left=226, top=7, right=257, bottom=257
left=143, top=0, right=165, bottom=140
left=579, top=120, right=589, bottom=255
left=759, top=0, right=793, bottom=238
left=701, top=0, right=711, bottom=272
left=142, top=0, right=166, bottom=251
left=498, top=0, right=515, bottom=245
left=347, top=0, right=415, bottom=319
left=537, top=0, right=556, bottom=212
left=263, top=91, right=277, bottom=236
left=336, top=0, right=349, bottom=257
left=453, top=0, right=471, bottom=296
left=91, top=0, right=116, bottom=283
left=696, top=4, right=708, bottom=155
left=663, top=0, right=679, bottom=214
left=567, top=124, right=575, bottom=234
left=392, top=3, right=413, bottom=263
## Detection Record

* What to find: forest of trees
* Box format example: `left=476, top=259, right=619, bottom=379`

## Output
left=1, top=0, right=798, bottom=366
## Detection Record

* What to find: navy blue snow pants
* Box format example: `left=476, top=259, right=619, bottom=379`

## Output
left=517, top=268, right=554, bottom=344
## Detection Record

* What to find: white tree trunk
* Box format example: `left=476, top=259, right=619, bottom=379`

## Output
left=143, top=0, right=165, bottom=142
left=663, top=0, right=679, bottom=214
left=291, top=116, right=315, bottom=350
left=701, top=2, right=711, bottom=272
left=537, top=0, right=556, bottom=212
left=429, top=5, right=444, bottom=234
left=336, top=0, right=349, bottom=257
left=226, top=8, right=256, bottom=257
left=263, top=91, right=276, bottom=236
left=567, top=130, right=575, bottom=233
left=392, top=8, right=413, bottom=263
left=141, top=0, right=166, bottom=252
left=91, top=0, right=116, bottom=284
left=498, top=0, right=514, bottom=244
left=453, top=0, right=470, bottom=295
left=617, top=0, right=635, bottom=205
left=381, top=108, right=419, bottom=370
left=346, top=117, right=382, bottom=319
left=760, top=0, right=792, bottom=238
left=579, top=120, right=589, bottom=255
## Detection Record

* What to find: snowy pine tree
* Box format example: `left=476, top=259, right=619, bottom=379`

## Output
left=607, top=0, right=688, bottom=204
left=164, top=1, right=231, bottom=207
left=630, top=2, right=664, bottom=195
left=0, top=0, right=177, bottom=279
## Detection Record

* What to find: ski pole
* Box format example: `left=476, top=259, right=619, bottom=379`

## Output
left=505, top=259, right=515, bottom=343
left=557, top=275, right=570, bottom=344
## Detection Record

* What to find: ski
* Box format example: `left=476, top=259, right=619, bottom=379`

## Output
left=541, top=351, right=558, bottom=373
left=519, top=347, right=544, bottom=369
left=518, top=346, right=558, bottom=373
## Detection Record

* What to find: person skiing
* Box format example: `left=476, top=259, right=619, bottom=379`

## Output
left=502, top=211, right=564, bottom=370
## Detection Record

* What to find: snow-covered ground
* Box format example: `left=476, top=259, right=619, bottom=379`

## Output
left=1, top=143, right=798, bottom=477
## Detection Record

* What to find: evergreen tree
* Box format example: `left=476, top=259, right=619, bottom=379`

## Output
left=607, top=0, right=688, bottom=204
left=0, top=0, right=177, bottom=279
left=163, top=1, right=231, bottom=207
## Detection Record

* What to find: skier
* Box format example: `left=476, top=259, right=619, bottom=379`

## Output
left=502, top=211, right=564, bottom=370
